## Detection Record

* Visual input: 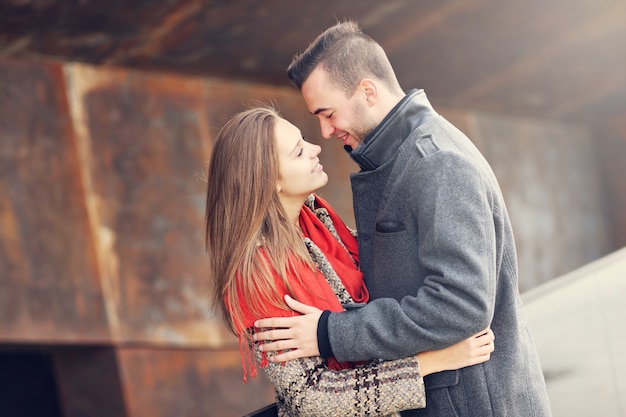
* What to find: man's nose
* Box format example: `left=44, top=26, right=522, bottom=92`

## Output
left=320, top=119, right=334, bottom=139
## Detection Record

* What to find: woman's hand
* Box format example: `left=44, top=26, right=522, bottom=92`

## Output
left=417, top=328, right=495, bottom=376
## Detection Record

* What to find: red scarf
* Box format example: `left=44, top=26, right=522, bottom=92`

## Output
left=234, top=195, right=369, bottom=381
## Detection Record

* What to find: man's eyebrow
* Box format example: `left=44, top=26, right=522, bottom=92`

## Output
left=312, top=107, right=330, bottom=115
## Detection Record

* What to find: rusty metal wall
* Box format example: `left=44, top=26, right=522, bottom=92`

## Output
left=0, top=59, right=110, bottom=344
left=462, top=112, right=614, bottom=291
left=0, top=56, right=619, bottom=416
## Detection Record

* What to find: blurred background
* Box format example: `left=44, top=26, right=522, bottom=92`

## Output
left=0, top=0, right=624, bottom=416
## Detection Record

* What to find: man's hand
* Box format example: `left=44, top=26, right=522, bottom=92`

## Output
left=253, top=295, right=322, bottom=362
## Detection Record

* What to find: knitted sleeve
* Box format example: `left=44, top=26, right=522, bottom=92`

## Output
left=256, top=344, right=425, bottom=417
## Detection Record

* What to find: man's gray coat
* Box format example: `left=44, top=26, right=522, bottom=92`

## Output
left=325, top=89, right=552, bottom=417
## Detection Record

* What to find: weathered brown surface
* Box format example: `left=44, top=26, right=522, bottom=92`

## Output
left=0, top=52, right=621, bottom=416
left=77, top=68, right=219, bottom=345
left=0, top=56, right=618, bottom=344
left=64, top=64, right=341, bottom=347
left=1, top=0, right=622, bottom=254
left=0, top=58, right=109, bottom=343
left=469, top=113, right=613, bottom=290
left=0, top=0, right=623, bottom=134
left=117, top=347, right=275, bottom=417
left=54, top=347, right=127, bottom=417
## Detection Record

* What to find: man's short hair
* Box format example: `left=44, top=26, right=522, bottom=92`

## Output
left=287, top=21, right=399, bottom=96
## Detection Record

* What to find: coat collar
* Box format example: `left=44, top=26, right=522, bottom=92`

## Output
left=349, top=89, right=438, bottom=171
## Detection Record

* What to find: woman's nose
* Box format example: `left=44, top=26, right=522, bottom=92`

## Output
left=307, top=143, right=321, bottom=157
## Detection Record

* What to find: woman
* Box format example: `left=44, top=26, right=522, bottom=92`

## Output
left=205, top=107, right=494, bottom=417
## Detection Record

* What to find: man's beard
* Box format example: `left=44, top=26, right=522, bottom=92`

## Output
left=345, top=102, right=377, bottom=153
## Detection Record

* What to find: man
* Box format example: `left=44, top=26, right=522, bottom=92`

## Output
left=254, top=21, right=552, bottom=416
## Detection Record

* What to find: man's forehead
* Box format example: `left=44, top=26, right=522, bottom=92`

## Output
left=302, top=77, right=344, bottom=115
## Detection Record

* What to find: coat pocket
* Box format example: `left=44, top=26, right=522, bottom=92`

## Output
left=420, top=371, right=463, bottom=417
left=375, top=220, right=406, bottom=232
left=424, top=370, right=459, bottom=389
left=370, top=229, right=416, bottom=300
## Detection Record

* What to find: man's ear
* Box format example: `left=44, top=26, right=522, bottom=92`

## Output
left=359, top=78, right=378, bottom=105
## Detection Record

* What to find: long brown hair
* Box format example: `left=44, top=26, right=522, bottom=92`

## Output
left=205, top=106, right=314, bottom=335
